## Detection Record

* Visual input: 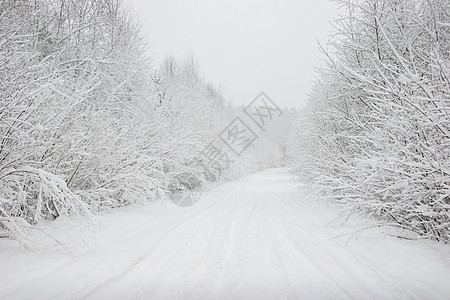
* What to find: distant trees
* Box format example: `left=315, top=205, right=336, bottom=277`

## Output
left=0, top=0, right=277, bottom=246
left=286, top=0, right=449, bottom=241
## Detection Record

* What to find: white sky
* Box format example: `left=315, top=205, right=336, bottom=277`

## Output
left=127, top=0, right=339, bottom=109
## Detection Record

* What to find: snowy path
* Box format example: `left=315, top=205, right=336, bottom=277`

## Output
left=0, top=169, right=449, bottom=299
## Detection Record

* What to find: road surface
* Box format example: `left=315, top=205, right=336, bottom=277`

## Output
left=0, top=169, right=448, bottom=299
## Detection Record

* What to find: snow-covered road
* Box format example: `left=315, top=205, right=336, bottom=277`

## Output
left=0, top=169, right=449, bottom=299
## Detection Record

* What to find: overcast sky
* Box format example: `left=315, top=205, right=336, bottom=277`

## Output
left=128, top=0, right=339, bottom=109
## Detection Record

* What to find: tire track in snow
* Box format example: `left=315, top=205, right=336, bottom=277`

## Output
left=134, top=185, right=248, bottom=299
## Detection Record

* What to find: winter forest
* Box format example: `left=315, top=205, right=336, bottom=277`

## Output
left=0, top=0, right=449, bottom=299
left=0, top=0, right=285, bottom=244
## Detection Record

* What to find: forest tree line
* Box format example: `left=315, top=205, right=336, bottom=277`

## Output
left=0, top=0, right=280, bottom=246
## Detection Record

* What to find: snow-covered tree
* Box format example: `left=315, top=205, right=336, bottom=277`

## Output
left=287, top=0, right=449, bottom=241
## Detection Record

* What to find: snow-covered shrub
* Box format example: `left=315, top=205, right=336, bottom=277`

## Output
left=0, top=0, right=154, bottom=237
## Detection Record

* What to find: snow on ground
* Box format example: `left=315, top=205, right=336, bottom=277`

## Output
left=0, top=168, right=449, bottom=299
